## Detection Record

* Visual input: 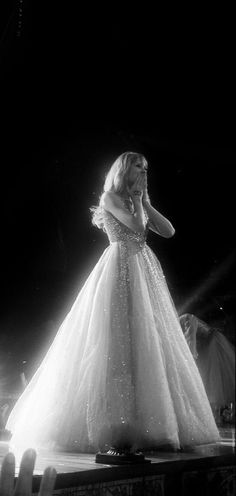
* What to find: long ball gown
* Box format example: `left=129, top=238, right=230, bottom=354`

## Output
left=6, top=209, right=220, bottom=454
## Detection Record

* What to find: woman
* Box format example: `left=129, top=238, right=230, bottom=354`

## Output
left=6, top=152, right=220, bottom=454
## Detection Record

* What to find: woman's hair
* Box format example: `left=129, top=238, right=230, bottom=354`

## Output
left=91, top=151, right=147, bottom=229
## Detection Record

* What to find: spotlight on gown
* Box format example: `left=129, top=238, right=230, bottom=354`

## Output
left=5, top=152, right=220, bottom=458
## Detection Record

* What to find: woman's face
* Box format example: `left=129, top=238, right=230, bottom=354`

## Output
left=127, top=157, right=148, bottom=186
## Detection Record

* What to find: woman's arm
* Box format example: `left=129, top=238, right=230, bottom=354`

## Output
left=101, top=191, right=146, bottom=232
left=142, top=173, right=175, bottom=238
left=143, top=199, right=175, bottom=238
left=102, top=174, right=147, bottom=232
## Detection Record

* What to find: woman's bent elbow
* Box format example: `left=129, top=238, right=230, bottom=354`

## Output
left=165, top=227, right=175, bottom=238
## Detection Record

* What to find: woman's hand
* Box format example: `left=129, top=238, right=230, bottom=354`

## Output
left=128, top=171, right=147, bottom=200
left=0, top=449, right=57, bottom=496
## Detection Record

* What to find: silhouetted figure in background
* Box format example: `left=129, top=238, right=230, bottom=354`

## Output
left=180, top=313, right=235, bottom=423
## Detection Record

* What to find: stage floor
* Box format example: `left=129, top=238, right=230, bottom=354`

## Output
left=0, top=427, right=235, bottom=495
left=0, top=426, right=234, bottom=476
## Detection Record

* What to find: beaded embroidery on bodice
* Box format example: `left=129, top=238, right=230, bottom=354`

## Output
left=103, top=209, right=148, bottom=250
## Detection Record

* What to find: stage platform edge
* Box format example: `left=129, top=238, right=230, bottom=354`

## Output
left=0, top=429, right=235, bottom=496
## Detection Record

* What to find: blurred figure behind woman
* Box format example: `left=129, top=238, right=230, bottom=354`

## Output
left=179, top=313, right=235, bottom=422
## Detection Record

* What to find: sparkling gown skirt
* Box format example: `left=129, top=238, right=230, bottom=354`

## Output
left=6, top=241, right=220, bottom=453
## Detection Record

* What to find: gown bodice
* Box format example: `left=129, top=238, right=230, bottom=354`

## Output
left=103, top=209, right=148, bottom=252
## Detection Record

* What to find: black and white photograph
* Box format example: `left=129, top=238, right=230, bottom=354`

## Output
left=0, top=3, right=235, bottom=495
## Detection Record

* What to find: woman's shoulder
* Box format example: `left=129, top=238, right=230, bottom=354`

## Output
left=101, top=191, right=123, bottom=209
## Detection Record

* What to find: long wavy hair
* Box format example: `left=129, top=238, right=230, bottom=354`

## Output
left=91, top=151, right=147, bottom=229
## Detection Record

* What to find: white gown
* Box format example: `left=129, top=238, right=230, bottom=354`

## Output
left=6, top=210, right=220, bottom=453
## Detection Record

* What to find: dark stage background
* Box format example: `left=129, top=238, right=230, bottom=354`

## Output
left=0, top=2, right=235, bottom=394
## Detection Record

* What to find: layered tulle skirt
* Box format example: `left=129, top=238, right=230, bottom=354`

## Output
left=6, top=241, right=220, bottom=453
